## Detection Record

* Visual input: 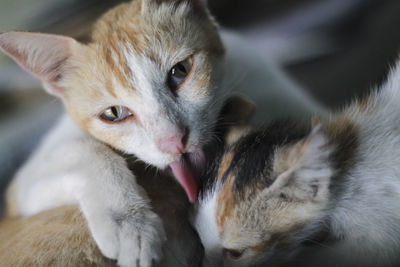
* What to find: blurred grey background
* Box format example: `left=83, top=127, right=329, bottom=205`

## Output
left=1, top=0, right=400, bottom=215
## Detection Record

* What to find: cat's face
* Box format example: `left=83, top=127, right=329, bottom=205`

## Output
left=0, top=0, right=225, bottom=201
left=194, top=122, right=335, bottom=267
left=64, top=0, right=224, bottom=168
left=0, top=0, right=225, bottom=202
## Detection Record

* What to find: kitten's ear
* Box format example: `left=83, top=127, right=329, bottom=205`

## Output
left=222, top=95, right=256, bottom=124
left=0, top=31, right=79, bottom=97
left=220, top=95, right=255, bottom=145
left=268, top=125, right=334, bottom=202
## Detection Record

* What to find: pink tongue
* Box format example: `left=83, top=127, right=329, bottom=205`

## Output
left=170, top=159, right=199, bottom=203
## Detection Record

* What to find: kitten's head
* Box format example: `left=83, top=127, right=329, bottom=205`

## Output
left=194, top=120, right=345, bottom=267
left=0, top=0, right=224, bottom=202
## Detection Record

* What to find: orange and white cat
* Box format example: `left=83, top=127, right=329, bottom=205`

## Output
left=0, top=161, right=203, bottom=267
left=0, top=0, right=324, bottom=266
left=0, top=95, right=255, bottom=267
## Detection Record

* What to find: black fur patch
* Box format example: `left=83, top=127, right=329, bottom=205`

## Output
left=198, top=136, right=226, bottom=198
left=230, top=120, right=309, bottom=194
left=200, top=120, right=310, bottom=198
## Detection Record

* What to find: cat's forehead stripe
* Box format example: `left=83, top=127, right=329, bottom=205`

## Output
left=91, top=6, right=149, bottom=92
left=102, top=45, right=132, bottom=90
left=105, top=79, right=117, bottom=98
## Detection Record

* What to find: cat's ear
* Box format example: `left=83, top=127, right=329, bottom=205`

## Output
left=221, top=95, right=256, bottom=124
left=0, top=31, right=80, bottom=97
left=267, top=125, right=334, bottom=202
left=221, top=95, right=255, bottom=145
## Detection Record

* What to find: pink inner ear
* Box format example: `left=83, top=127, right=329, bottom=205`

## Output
left=0, top=32, right=76, bottom=95
left=0, top=36, right=32, bottom=77
left=42, top=56, right=70, bottom=84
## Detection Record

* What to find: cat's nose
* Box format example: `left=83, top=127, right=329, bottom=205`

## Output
left=157, top=130, right=188, bottom=155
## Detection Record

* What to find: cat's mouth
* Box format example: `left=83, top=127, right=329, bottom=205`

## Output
left=169, top=148, right=205, bottom=203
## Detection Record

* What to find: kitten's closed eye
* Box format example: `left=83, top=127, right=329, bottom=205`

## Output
left=167, top=56, right=193, bottom=94
left=100, top=106, right=134, bottom=123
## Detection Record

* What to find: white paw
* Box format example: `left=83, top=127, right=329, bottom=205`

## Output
left=89, top=208, right=167, bottom=267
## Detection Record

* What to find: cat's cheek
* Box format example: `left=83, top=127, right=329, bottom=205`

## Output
left=86, top=119, right=197, bottom=168
left=107, top=131, right=176, bottom=168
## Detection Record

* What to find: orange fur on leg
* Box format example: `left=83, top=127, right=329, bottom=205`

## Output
left=0, top=205, right=116, bottom=267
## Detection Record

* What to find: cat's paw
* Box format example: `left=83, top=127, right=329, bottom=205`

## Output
left=89, top=208, right=167, bottom=267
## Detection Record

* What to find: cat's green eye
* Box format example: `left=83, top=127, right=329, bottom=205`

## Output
left=100, top=106, right=133, bottom=122
left=167, top=56, right=193, bottom=93
left=223, top=248, right=245, bottom=260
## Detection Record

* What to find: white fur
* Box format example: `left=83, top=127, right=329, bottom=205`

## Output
left=220, top=31, right=327, bottom=124
left=320, top=65, right=400, bottom=266
left=193, top=188, right=223, bottom=267
left=11, top=115, right=166, bottom=267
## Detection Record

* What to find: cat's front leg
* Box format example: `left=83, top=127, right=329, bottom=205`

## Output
left=7, top=117, right=166, bottom=267
left=75, top=139, right=167, bottom=267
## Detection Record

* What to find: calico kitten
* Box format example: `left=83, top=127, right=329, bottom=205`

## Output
left=0, top=0, right=322, bottom=266
left=194, top=62, right=400, bottom=267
